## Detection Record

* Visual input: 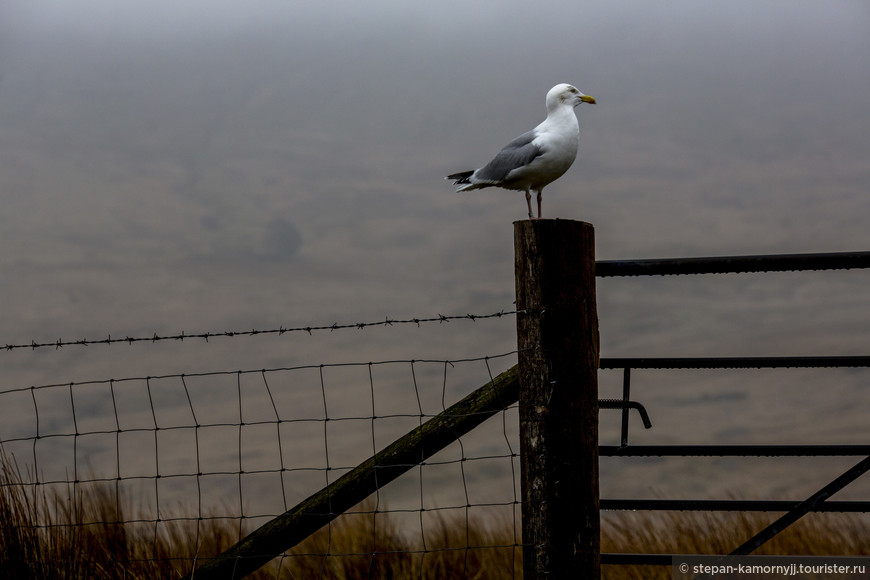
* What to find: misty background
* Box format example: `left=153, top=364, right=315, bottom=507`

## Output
left=1, top=0, right=870, bottom=525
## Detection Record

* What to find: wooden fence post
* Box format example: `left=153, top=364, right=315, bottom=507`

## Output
left=514, top=219, right=600, bottom=578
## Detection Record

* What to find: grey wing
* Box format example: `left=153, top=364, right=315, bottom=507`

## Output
left=473, top=130, right=543, bottom=184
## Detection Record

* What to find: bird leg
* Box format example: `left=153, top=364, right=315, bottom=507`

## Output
left=525, top=189, right=533, bottom=219
left=536, top=190, right=543, bottom=219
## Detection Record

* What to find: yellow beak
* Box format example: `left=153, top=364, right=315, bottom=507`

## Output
left=580, top=95, right=597, bottom=105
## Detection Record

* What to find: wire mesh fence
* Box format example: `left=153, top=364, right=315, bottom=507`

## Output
left=0, top=317, right=523, bottom=578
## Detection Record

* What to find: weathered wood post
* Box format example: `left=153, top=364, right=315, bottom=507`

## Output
left=514, top=219, right=600, bottom=578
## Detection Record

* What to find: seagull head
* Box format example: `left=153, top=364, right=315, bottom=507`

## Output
left=547, top=83, right=596, bottom=111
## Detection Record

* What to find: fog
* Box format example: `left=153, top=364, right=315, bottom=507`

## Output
left=1, top=0, right=869, bottom=525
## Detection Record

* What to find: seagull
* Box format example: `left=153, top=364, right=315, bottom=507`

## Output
left=446, top=84, right=596, bottom=219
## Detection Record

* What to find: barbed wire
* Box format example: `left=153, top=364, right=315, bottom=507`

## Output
left=2, top=309, right=522, bottom=353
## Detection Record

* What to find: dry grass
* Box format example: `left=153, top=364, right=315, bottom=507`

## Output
left=0, top=446, right=244, bottom=579
left=2, top=446, right=868, bottom=579
left=601, top=509, right=870, bottom=580
left=278, top=507, right=520, bottom=580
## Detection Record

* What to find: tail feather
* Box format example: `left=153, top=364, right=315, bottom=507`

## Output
left=446, top=170, right=474, bottom=183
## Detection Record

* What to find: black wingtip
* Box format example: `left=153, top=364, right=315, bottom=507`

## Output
left=446, top=170, right=474, bottom=184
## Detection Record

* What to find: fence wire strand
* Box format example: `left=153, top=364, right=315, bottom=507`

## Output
left=1, top=310, right=522, bottom=352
